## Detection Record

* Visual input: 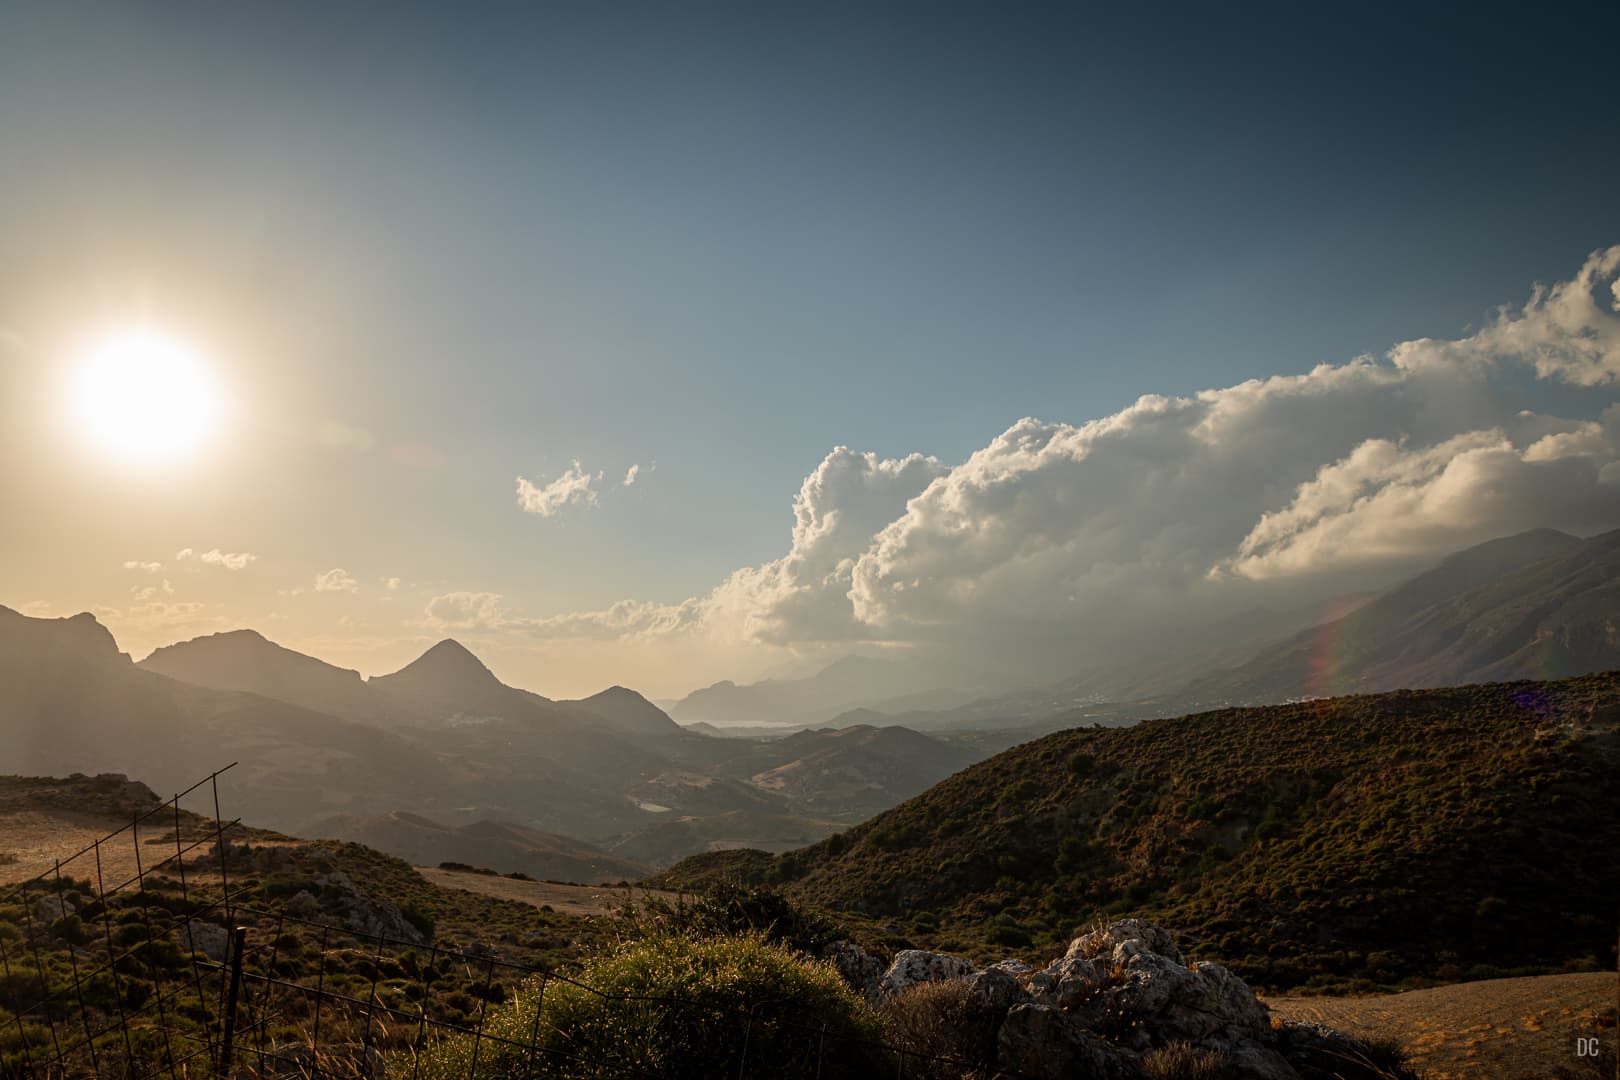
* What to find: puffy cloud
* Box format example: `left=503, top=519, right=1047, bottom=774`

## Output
left=826, top=247, right=1620, bottom=672
left=1217, top=419, right=1620, bottom=580
left=422, top=591, right=505, bottom=629
left=516, top=461, right=602, bottom=516
left=175, top=547, right=257, bottom=570
left=623, top=463, right=641, bottom=487
left=423, top=248, right=1620, bottom=690
left=1390, top=245, right=1620, bottom=386
left=122, top=560, right=162, bottom=574
left=382, top=577, right=402, bottom=590
left=706, top=447, right=949, bottom=643
left=314, top=568, right=359, bottom=593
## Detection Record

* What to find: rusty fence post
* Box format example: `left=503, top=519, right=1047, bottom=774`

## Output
left=218, top=926, right=247, bottom=1078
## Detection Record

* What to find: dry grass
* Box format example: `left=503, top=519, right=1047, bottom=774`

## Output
left=414, top=865, right=679, bottom=917
left=1271, top=972, right=1612, bottom=1079
left=1141, top=1041, right=1233, bottom=1080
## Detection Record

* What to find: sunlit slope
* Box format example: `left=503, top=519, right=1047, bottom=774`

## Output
left=672, top=671, right=1620, bottom=992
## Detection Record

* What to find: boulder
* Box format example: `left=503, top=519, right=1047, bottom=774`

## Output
left=1024, top=954, right=1101, bottom=1009
left=878, top=949, right=977, bottom=999
left=1067, top=918, right=1184, bottom=966
left=32, top=894, right=74, bottom=924
left=964, top=966, right=1024, bottom=1013
left=823, top=940, right=885, bottom=1001
left=996, top=1003, right=1127, bottom=1080
left=181, top=921, right=232, bottom=962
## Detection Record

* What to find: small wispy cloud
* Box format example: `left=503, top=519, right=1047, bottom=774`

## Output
left=381, top=577, right=402, bottom=590
left=623, top=463, right=641, bottom=487
left=122, top=560, right=163, bottom=574
left=131, top=579, right=176, bottom=603
left=175, top=547, right=257, bottom=570
left=516, top=460, right=603, bottom=517
left=314, top=568, right=359, bottom=593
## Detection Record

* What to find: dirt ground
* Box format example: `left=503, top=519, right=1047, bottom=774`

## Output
left=1270, top=972, right=1616, bottom=1079
left=416, top=865, right=683, bottom=917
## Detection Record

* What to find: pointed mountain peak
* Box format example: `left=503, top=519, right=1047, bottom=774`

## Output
left=569, top=684, right=681, bottom=736
left=376, top=638, right=501, bottom=689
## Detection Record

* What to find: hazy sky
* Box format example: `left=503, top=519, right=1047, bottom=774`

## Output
left=2, top=3, right=1618, bottom=698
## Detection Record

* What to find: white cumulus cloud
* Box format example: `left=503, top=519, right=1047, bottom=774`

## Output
left=122, top=560, right=163, bottom=574
left=516, top=461, right=602, bottom=517
left=623, top=464, right=641, bottom=487
left=429, top=247, right=1620, bottom=690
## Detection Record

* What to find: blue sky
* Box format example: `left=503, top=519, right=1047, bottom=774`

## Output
left=2, top=3, right=1618, bottom=696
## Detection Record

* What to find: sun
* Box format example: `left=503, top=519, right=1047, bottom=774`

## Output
left=70, top=328, right=223, bottom=463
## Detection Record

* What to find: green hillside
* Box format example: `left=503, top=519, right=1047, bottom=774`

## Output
left=662, top=672, right=1620, bottom=993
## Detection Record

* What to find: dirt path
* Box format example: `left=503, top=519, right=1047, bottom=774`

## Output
left=415, top=866, right=683, bottom=917
left=1270, top=972, right=1615, bottom=1079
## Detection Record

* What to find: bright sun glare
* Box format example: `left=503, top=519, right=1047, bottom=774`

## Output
left=70, top=328, right=223, bottom=464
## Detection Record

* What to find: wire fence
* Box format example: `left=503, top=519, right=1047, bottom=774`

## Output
left=0, top=766, right=1034, bottom=1080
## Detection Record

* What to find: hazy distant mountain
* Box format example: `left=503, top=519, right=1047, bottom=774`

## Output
left=309, top=810, right=650, bottom=884
left=140, top=628, right=381, bottom=721
left=1180, top=527, right=1609, bottom=704
left=367, top=638, right=557, bottom=721
left=707, top=724, right=981, bottom=821
left=559, top=686, right=683, bottom=738
left=0, top=606, right=449, bottom=832
left=669, top=655, right=979, bottom=729
left=0, top=609, right=993, bottom=868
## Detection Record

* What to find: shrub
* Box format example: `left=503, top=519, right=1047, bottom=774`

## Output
left=639, top=882, right=845, bottom=956
left=877, top=978, right=1000, bottom=1079
left=407, top=932, right=886, bottom=1079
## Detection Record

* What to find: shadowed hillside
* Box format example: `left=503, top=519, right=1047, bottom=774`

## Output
left=1182, top=527, right=1620, bottom=705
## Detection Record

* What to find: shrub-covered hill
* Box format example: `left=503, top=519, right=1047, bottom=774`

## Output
left=657, top=672, right=1620, bottom=993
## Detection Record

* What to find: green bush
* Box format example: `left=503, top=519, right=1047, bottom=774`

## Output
left=407, top=932, right=887, bottom=1079
left=639, top=882, right=846, bottom=957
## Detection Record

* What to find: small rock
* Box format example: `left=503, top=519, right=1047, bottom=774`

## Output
left=32, top=895, right=74, bottom=924
left=181, top=922, right=231, bottom=962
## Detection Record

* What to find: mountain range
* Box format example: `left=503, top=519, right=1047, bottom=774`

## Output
left=0, top=607, right=983, bottom=871
left=5, top=525, right=1620, bottom=880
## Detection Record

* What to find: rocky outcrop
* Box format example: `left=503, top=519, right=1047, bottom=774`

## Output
left=832, top=920, right=1414, bottom=1080
left=877, top=948, right=977, bottom=998
left=274, top=871, right=426, bottom=946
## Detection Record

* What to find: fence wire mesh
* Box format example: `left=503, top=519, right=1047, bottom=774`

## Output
left=0, top=767, right=1036, bottom=1080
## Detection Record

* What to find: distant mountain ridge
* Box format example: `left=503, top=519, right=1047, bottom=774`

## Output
left=1181, top=527, right=1617, bottom=705
left=669, top=655, right=980, bottom=729
left=140, top=628, right=381, bottom=721
left=1, top=608, right=982, bottom=870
